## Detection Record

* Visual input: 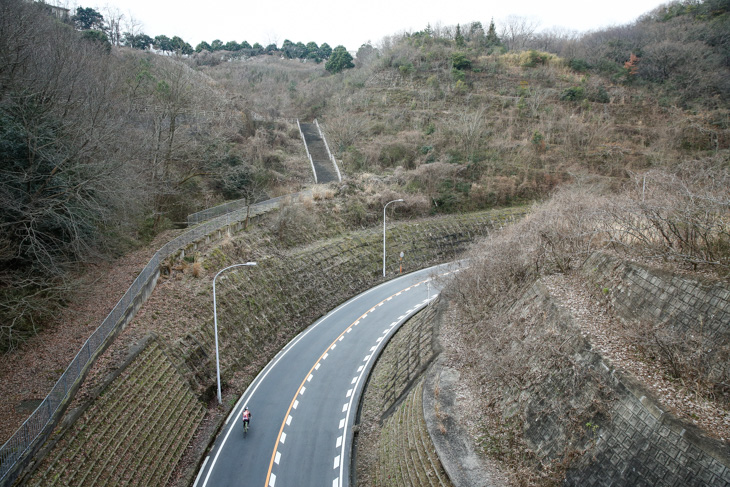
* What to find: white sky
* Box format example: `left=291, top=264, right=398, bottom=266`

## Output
left=75, top=0, right=670, bottom=51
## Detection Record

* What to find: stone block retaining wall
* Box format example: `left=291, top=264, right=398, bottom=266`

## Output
left=511, top=256, right=730, bottom=486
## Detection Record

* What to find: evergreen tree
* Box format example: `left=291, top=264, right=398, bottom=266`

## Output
left=224, top=40, right=241, bottom=51
left=325, top=45, right=354, bottom=73
left=195, top=41, right=212, bottom=52
left=455, top=24, right=466, bottom=48
left=124, top=33, right=153, bottom=50
left=72, top=7, right=104, bottom=31
left=486, top=19, right=501, bottom=48
left=154, top=35, right=172, bottom=54
left=319, top=43, right=332, bottom=58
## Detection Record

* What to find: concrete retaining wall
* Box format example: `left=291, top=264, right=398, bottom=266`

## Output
left=514, top=256, right=730, bottom=486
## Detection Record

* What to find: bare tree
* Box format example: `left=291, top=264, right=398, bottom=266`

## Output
left=499, top=15, right=541, bottom=51
left=102, top=5, right=125, bottom=46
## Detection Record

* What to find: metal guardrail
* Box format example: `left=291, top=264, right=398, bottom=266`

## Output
left=0, top=193, right=294, bottom=484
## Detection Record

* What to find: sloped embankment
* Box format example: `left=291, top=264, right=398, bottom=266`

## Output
left=28, top=338, right=205, bottom=486
left=22, top=207, right=524, bottom=487
left=356, top=303, right=450, bottom=487
left=170, top=209, right=525, bottom=399
left=376, top=380, right=452, bottom=487
left=438, top=252, right=730, bottom=485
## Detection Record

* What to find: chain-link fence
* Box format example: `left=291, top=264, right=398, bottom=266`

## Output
left=0, top=193, right=297, bottom=485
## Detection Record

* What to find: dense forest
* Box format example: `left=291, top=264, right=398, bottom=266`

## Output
left=0, top=0, right=728, bottom=353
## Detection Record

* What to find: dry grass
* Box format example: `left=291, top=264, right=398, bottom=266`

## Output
left=190, top=261, right=203, bottom=278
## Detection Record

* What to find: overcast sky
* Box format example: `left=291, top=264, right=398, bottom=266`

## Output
left=76, top=0, right=670, bottom=51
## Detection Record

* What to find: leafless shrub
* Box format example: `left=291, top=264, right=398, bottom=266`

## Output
left=0, top=277, right=70, bottom=352
left=322, top=96, right=369, bottom=152
left=447, top=187, right=611, bottom=317
left=269, top=197, right=321, bottom=245
left=312, top=187, right=336, bottom=201
left=618, top=317, right=730, bottom=406
left=605, top=157, right=730, bottom=275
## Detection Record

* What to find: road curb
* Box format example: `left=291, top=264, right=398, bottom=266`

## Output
left=423, top=357, right=500, bottom=487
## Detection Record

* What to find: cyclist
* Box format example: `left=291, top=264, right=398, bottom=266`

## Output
left=242, top=406, right=252, bottom=431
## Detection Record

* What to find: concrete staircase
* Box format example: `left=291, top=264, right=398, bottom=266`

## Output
left=299, top=122, right=340, bottom=184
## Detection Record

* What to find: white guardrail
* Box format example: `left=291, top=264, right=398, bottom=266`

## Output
left=297, top=119, right=318, bottom=184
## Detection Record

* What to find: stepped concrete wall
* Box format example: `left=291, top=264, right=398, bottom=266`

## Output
left=584, top=252, right=730, bottom=345
left=512, top=280, right=730, bottom=486
left=409, top=252, right=730, bottom=486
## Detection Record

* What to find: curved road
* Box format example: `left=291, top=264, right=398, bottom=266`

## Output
left=194, top=263, right=461, bottom=487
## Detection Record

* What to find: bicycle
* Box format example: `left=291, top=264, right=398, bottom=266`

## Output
left=242, top=407, right=251, bottom=437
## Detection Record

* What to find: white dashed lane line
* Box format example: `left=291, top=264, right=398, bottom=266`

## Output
left=266, top=273, right=445, bottom=487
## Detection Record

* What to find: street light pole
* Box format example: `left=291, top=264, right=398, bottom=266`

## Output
left=213, top=261, right=257, bottom=404
left=383, top=199, right=404, bottom=277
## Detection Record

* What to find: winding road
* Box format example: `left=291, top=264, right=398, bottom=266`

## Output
left=194, top=263, right=460, bottom=487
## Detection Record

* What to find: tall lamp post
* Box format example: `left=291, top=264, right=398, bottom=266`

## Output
left=213, top=262, right=257, bottom=404
left=383, top=199, right=404, bottom=277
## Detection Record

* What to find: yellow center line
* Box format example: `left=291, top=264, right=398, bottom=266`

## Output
left=263, top=272, right=451, bottom=486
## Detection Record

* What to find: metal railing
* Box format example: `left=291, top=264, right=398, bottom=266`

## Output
left=313, top=119, right=342, bottom=182
left=187, top=194, right=290, bottom=226
left=297, top=119, right=318, bottom=184
left=0, top=193, right=292, bottom=484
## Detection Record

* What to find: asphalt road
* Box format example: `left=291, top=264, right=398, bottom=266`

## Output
left=194, top=263, right=460, bottom=487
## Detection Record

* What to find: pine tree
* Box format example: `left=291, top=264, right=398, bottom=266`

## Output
left=486, top=19, right=501, bottom=48
left=455, top=24, right=465, bottom=48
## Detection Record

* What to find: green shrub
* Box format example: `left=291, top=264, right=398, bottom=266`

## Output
left=588, top=85, right=610, bottom=103
left=568, top=58, right=591, bottom=72
left=379, top=144, right=416, bottom=169
left=398, top=63, right=415, bottom=76
left=560, top=86, right=586, bottom=102
left=451, top=68, right=466, bottom=83
left=451, top=52, right=472, bottom=70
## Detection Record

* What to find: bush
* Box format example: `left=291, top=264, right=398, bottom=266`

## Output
left=618, top=317, right=730, bottom=406
left=568, top=58, right=591, bottom=72
left=523, top=50, right=550, bottom=67
left=587, top=85, right=610, bottom=103
left=451, top=52, right=472, bottom=70
left=379, top=144, right=416, bottom=169
left=560, top=86, right=586, bottom=101
left=605, top=159, right=730, bottom=275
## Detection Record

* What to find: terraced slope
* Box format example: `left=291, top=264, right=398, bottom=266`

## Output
left=28, top=339, right=205, bottom=487
left=21, top=208, right=523, bottom=487
left=375, top=380, right=453, bottom=487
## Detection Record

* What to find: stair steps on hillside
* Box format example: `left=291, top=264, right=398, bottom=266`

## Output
left=299, top=122, right=340, bottom=183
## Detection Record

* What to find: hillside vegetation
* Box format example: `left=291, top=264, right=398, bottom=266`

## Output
left=1, top=0, right=729, bottom=484
left=2, top=0, right=728, bottom=350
